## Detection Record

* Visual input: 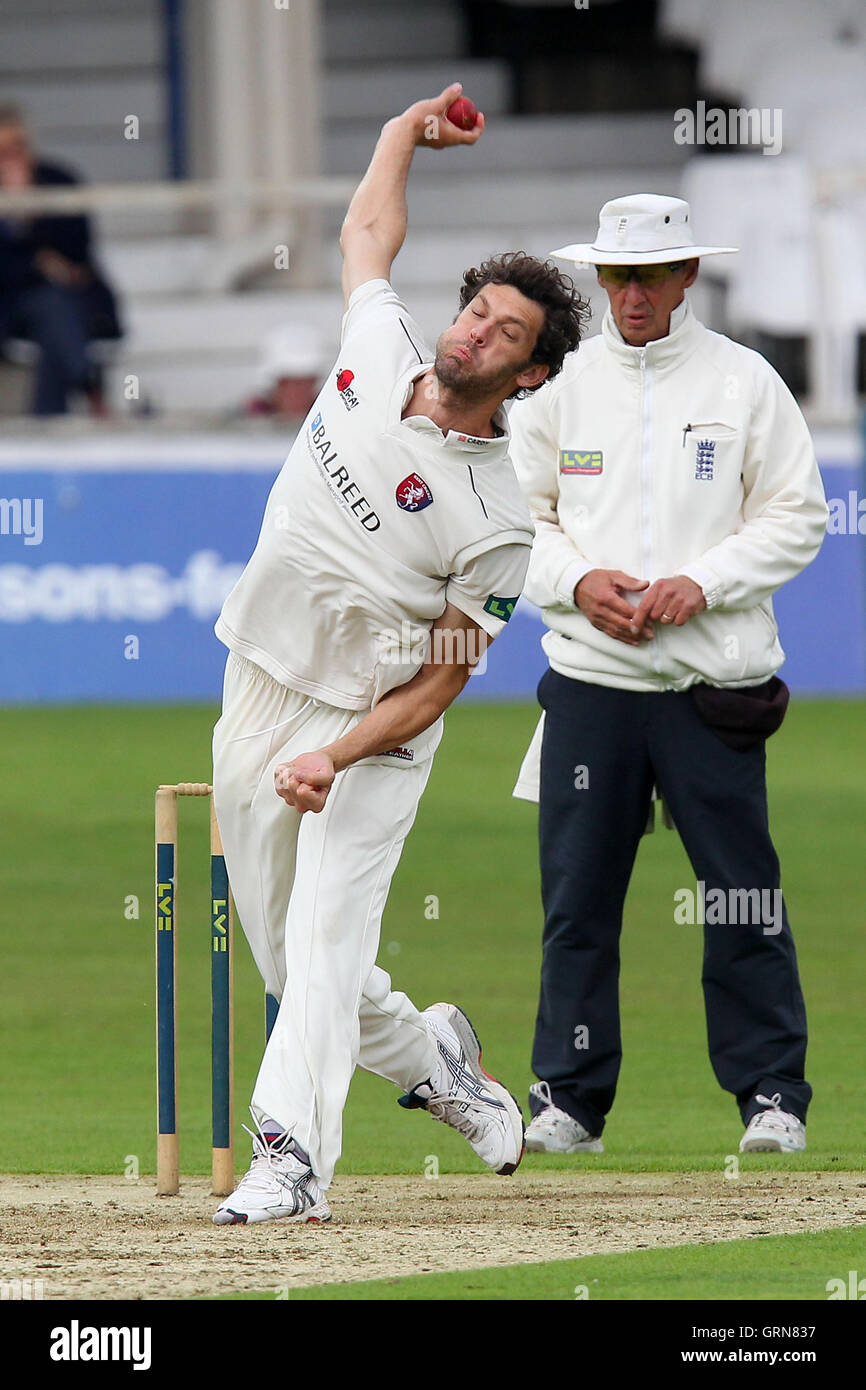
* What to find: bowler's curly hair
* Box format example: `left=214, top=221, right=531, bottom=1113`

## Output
left=458, top=251, right=590, bottom=398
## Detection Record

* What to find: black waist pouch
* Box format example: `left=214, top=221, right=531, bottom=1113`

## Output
left=691, top=676, right=790, bottom=751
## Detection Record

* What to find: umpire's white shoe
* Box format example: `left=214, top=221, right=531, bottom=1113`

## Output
left=739, top=1093, right=806, bottom=1153
left=213, top=1125, right=331, bottom=1225
left=399, top=1003, right=525, bottom=1175
left=525, top=1082, right=604, bottom=1154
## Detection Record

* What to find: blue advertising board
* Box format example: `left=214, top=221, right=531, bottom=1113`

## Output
left=0, top=435, right=862, bottom=703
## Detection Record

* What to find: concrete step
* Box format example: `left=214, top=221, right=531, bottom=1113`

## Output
left=326, top=0, right=439, bottom=7
left=32, top=135, right=166, bottom=184
left=120, top=291, right=345, bottom=361
left=103, top=359, right=266, bottom=417
left=325, top=113, right=689, bottom=176
left=0, top=73, right=163, bottom=130
left=100, top=238, right=215, bottom=297
left=29, top=94, right=685, bottom=194
left=322, top=224, right=611, bottom=288
left=0, top=0, right=145, bottom=13
left=39, top=146, right=684, bottom=246
left=8, top=61, right=505, bottom=137
left=323, top=59, right=509, bottom=122
left=322, top=167, right=686, bottom=230
left=0, top=12, right=161, bottom=74
left=322, top=2, right=465, bottom=63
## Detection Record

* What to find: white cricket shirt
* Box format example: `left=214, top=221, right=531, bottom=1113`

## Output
left=216, top=279, right=533, bottom=719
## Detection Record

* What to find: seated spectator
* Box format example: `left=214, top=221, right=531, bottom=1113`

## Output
left=0, top=103, right=122, bottom=416
left=242, top=325, right=331, bottom=421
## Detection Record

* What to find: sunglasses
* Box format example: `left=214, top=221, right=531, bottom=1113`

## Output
left=597, top=262, right=688, bottom=287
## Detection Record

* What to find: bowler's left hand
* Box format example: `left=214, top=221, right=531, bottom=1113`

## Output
left=630, top=575, right=706, bottom=637
left=274, top=751, right=335, bottom=814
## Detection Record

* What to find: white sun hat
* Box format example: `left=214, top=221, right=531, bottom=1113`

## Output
left=551, top=193, right=738, bottom=266
left=259, top=324, right=331, bottom=388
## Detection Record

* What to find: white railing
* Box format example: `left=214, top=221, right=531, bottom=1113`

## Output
left=0, top=177, right=356, bottom=293
left=0, top=179, right=356, bottom=217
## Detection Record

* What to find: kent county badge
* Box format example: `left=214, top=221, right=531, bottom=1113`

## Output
left=395, top=473, right=434, bottom=512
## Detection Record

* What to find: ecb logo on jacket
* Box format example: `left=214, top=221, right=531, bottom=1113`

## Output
left=560, top=450, right=603, bottom=475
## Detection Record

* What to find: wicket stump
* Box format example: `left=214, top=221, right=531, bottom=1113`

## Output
left=155, top=782, right=234, bottom=1196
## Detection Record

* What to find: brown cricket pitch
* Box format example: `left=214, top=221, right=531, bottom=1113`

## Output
left=2, top=1170, right=865, bottom=1300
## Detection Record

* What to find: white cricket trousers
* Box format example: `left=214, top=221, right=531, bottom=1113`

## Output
left=212, top=652, right=438, bottom=1187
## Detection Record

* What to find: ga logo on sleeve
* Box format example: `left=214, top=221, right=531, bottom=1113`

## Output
left=483, top=594, right=519, bottom=622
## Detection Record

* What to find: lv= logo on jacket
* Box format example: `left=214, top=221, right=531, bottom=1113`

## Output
left=559, top=450, right=603, bottom=475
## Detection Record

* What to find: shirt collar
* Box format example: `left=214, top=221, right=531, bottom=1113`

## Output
left=602, top=298, right=696, bottom=370
left=392, top=363, right=511, bottom=454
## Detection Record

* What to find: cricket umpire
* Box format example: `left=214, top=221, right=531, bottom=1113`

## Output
left=511, top=194, right=828, bottom=1157
left=208, top=86, right=586, bottom=1225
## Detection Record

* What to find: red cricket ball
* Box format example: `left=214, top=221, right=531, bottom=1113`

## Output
left=446, top=97, right=478, bottom=131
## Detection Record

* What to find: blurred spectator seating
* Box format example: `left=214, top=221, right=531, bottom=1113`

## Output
left=0, top=103, right=122, bottom=416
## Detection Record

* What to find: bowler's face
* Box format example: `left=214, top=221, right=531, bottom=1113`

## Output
left=598, top=261, right=699, bottom=346
left=435, top=283, right=546, bottom=396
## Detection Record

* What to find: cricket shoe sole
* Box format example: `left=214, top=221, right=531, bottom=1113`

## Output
left=401, top=1002, right=525, bottom=1175
left=213, top=1197, right=331, bottom=1226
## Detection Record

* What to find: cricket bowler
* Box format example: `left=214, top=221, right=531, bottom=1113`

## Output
left=209, top=84, right=588, bottom=1224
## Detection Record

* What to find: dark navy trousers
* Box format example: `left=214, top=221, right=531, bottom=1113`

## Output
left=533, top=669, right=811, bottom=1135
left=0, top=282, right=96, bottom=414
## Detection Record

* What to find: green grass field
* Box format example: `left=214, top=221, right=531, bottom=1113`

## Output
left=2, top=699, right=864, bottom=1300
left=219, top=1228, right=866, bottom=1301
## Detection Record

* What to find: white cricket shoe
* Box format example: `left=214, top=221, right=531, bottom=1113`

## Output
left=739, top=1093, right=806, bottom=1153
left=525, top=1081, right=604, bottom=1154
left=399, top=1002, right=525, bottom=1175
left=213, top=1124, right=331, bottom=1225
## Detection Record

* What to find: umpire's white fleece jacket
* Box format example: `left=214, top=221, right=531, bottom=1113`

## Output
left=510, top=300, right=828, bottom=693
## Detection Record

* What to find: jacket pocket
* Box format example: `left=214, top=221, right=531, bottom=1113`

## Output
left=681, top=421, right=738, bottom=440
left=754, top=601, right=778, bottom=641
left=682, top=422, right=739, bottom=483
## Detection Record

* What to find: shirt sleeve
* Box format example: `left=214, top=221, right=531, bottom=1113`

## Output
left=509, top=386, right=594, bottom=610
left=340, top=277, right=430, bottom=362
left=676, top=358, right=828, bottom=609
left=444, top=541, right=531, bottom=639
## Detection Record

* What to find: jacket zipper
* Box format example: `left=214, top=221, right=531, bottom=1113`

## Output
left=639, top=352, right=662, bottom=676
